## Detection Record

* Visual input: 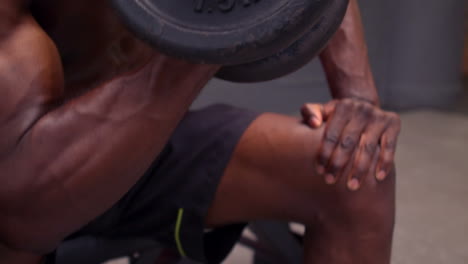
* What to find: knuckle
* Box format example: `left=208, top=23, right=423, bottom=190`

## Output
left=355, top=103, right=364, bottom=112
left=360, top=103, right=374, bottom=118
left=373, top=110, right=386, bottom=121
left=364, top=141, right=377, bottom=154
left=340, top=135, right=357, bottom=150
left=385, top=112, right=401, bottom=125
left=385, top=139, right=397, bottom=150
left=324, top=131, right=340, bottom=144
left=362, top=101, right=374, bottom=110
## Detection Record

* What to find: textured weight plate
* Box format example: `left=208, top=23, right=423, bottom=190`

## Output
left=216, top=0, right=349, bottom=82
left=112, top=0, right=330, bottom=65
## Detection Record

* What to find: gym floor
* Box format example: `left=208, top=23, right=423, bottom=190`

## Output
left=223, top=80, right=468, bottom=264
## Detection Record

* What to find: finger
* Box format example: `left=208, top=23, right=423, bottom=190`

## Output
left=349, top=141, right=382, bottom=191
left=327, top=104, right=372, bottom=185
left=376, top=115, right=401, bottom=181
left=301, top=103, right=324, bottom=128
left=318, top=102, right=354, bottom=183
left=366, top=144, right=381, bottom=187
left=347, top=118, right=388, bottom=191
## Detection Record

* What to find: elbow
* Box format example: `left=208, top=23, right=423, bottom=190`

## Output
left=0, top=161, right=86, bottom=254
left=0, top=174, right=67, bottom=254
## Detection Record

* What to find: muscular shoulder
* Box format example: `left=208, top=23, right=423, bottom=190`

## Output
left=30, top=0, right=155, bottom=91
left=0, top=13, right=64, bottom=154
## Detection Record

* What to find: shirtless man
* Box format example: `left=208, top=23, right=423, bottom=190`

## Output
left=0, top=0, right=401, bottom=263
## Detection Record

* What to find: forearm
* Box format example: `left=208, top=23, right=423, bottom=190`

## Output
left=319, top=0, right=379, bottom=105
left=1, top=57, right=218, bottom=253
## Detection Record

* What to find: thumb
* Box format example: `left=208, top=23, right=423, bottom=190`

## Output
left=301, top=103, right=324, bottom=128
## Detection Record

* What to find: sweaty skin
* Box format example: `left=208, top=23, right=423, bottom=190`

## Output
left=0, top=0, right=219, bottom=258
left=0, top=0, right=399, bottom=263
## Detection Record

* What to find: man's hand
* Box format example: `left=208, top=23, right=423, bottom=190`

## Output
left=301, top=99, right=401, bottom=191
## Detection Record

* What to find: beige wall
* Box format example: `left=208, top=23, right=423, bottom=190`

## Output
left=464, top=9, right=468, bottom=76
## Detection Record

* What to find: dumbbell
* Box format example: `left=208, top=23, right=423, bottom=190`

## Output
left=216, top=0, right=349, bottom=82
left=112, top=0, right=349, bottom=83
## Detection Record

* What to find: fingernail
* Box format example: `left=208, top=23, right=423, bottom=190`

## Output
left=348, top=179, right=360, bottom=191
left=317, top=165, right=325, bottom=175
left=325, top=174, right=336, bottom=185
left=376, top=170, right=386, bottom=181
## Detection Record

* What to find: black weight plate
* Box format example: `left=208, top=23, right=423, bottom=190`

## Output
left=112, top=0, right=330, bottom=65
left=216, top=0, right=349, bottom=82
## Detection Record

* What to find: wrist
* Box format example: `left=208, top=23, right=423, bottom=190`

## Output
left=345, top=95, right=379, bottom=106
left=331, top=75, right=380, bottom=106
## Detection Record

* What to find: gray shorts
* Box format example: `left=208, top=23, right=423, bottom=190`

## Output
left=54, top=104, right=259, bottom=264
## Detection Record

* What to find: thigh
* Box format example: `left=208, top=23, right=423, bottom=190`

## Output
left=206, top=112, right=395, bottom=227
left=206, top=113, right=325, bottom=226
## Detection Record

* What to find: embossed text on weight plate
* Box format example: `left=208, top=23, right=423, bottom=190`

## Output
left=194, top=0, right=261, bottom=13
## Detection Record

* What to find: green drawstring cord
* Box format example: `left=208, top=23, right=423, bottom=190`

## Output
left=175, top=208, right=187, bottom=257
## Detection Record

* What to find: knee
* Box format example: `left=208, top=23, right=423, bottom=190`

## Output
left=273, top=121, right=395, bottom=224
left=312, top=165, right=396, bottom=233
left=292, top=123, right=396, bottom=225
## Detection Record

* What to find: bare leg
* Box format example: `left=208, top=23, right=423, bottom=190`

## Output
left=206, top=113, right=395, bottom=263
